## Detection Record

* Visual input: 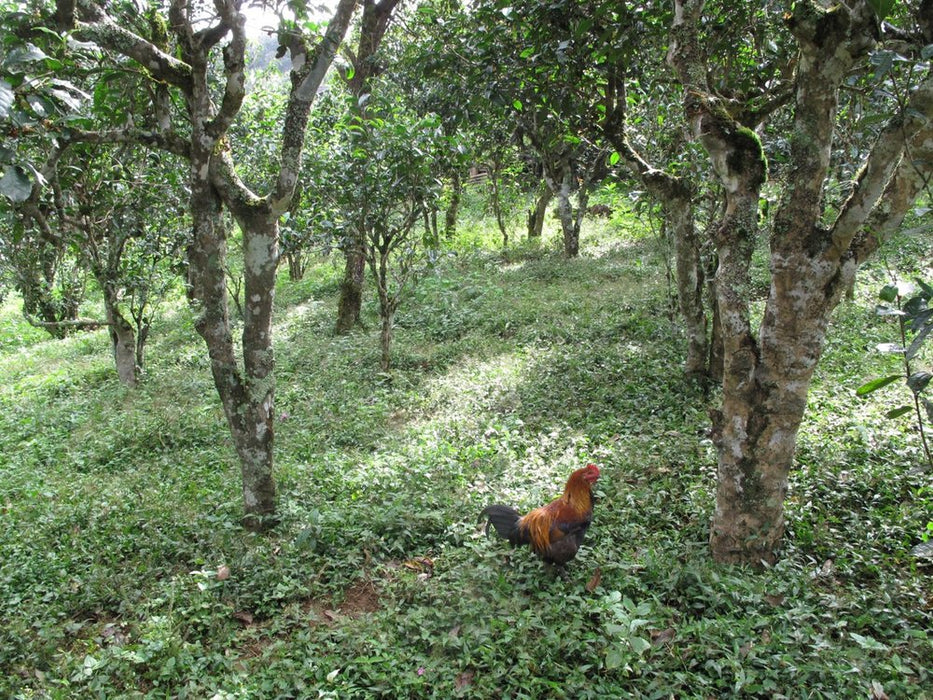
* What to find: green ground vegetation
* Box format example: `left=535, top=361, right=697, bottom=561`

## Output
left=0, top=202, right=931, bottom=698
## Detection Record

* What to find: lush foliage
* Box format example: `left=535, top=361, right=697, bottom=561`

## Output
left=1, top=207, right=930, bottom=697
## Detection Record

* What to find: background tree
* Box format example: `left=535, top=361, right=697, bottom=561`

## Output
left=0, top=24, right=93, bottom=335
left=36, top=0, right=359, bottom=528
left=334, top=0, right=404, bottom=335
left=68, top=144, right=186, bottom=385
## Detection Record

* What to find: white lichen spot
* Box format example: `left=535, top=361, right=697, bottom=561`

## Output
left=245, top=235, right=273, bottom=268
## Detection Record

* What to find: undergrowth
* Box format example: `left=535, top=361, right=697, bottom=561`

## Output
left=0, top=210, right=930, bottom=699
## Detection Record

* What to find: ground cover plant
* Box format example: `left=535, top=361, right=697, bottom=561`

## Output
left=0, top=208, right=931, bottom=698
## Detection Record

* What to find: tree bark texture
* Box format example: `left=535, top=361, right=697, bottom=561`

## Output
left=543, top=163, right=577, bottom=257
left=102, top=283, right=139, bottom=386
left=670, top=0, right=933, bottom=564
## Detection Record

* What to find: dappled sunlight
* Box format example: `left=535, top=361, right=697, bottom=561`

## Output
left=273, top=298, right=330, bottom=340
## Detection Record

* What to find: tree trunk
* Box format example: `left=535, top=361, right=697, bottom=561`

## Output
left=669, top=0, right=933, bottom=564
left=373, top=243, right=396, bottom=371
left=444, top=170, right=462, bottom=238
left=665, top=189, right=707, bottom=378
left=188, top=177, right=277, bottom=529
left=601, top=116, right=710, bottom=378
left=335, top=238, right=367, bottom=334
left=527, top=184, right=552, bottom=239
left=66, top=0, right=357, bottom=530
left=380, top=305, right=394, bottom=372
left=706, top=270, right=724, bottom=383
left=489, top=161, right=508, bottom=248
left=135, top=315, right=150, bottom=376
left=286, top=251, right=305, bottom=281
left=334, top=0, right=403, bottom=333
left=102, top=282, right=139, bottom=387
left=546, top=165, right=577, bottom=257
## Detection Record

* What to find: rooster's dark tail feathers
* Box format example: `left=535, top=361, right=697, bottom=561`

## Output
left=479, top=505, right=527, bottom=545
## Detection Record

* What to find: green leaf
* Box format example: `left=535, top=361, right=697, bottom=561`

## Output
left=878, top=284, right=899, bottom=303
left=629, top=636, right=651, bottom=655
left=885, top=406, right=913, bottom=419
left=906, top=324, right=933, bottom=360
left=609, top=151, right=621, bottom=166
left=605, top=645, right=624, bottom=670
left=850, top=632, right=888, bottom=651
left=915, top=278, right=933, bottom=299
left=865, top=0, right=895, bottom=20
left=855, top=375, right=901, bottom=396
left=4, top=44, right=50, bottom=69
left=874, top=305, right=905, bottom=317
left=513, top=99, right=523, bottom=111
left=0, top=165, right=33, bottom=202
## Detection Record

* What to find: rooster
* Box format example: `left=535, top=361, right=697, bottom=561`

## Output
left=479, top=463, right=600, bottom=565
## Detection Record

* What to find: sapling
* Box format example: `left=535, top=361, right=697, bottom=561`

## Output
left=856, top=279, right=933, bottom=471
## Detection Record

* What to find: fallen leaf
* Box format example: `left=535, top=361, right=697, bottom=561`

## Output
left=217, top=565, right=231, bottom=581
left=403, top=557, right=435, bottom=572
left=870, top=680, right=889, bottom=700
left=764, top=593, right=785, bottom=607
left=586, top=567, right=602, bottom=593
left=650, top=627, right=676, bottom=646
left=232, top=610, right=254, bottom=625
left=455, top=670, right=475, bottom=690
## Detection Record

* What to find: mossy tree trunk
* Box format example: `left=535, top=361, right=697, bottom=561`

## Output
left=669, top=0, right=933, bottom=564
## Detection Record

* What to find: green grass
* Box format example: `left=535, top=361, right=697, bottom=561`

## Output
left=0, top=213, right=931, bottom=698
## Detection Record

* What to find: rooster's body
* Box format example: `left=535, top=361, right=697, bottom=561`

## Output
left=480, top=463, right=599, bottom=565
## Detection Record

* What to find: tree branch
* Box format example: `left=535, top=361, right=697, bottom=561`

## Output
left=272, top=0, right=358, bottom=211
left=829, top=72, right=933, bottom=256
left=71, top=0, right=193, bottom=91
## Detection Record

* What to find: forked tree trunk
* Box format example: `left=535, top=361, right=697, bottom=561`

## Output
left=670, top=0, right=933, bottom=564
left=286, top=251, right=305, bottom=281
left=67, top=0, right=356, bottom=530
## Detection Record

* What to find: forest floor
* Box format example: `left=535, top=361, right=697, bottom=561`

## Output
left=1, top=207, right=931, bottom=698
